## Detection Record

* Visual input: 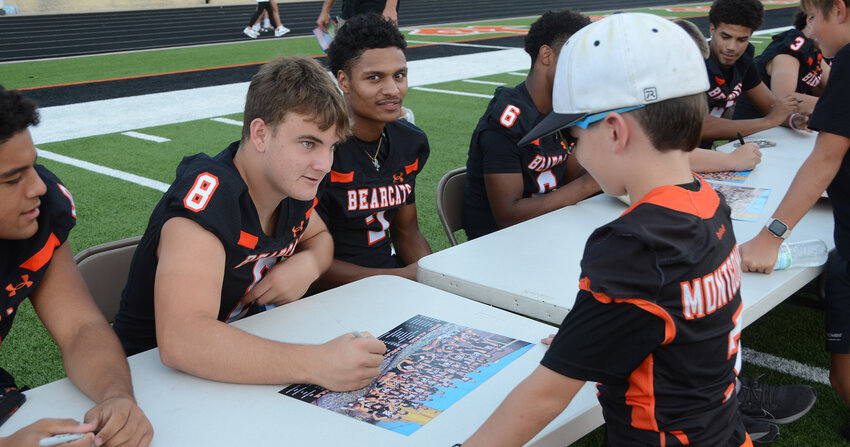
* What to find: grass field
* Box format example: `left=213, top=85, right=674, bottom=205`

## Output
left=3, top=1, right=848, bottom=445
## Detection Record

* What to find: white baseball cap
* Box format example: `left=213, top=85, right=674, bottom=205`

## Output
left=518, top=12, right=709, bottom=146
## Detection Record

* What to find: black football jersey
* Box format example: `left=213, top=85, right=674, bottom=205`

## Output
left=735, top=29, right=824, bottom=119
left=0, top=165, right=76, bottom=345
left=705, top=44, right=760, bottom=119
left=463, top=83, right=573, bottom=239
left=317, top=120, right=429, bottom=269
left=113, top=143, right=321, bottom=355
left=542, top=177, right=747, bottom=446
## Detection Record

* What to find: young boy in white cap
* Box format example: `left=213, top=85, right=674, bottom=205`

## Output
left=462, top=12, right=751, bottom=446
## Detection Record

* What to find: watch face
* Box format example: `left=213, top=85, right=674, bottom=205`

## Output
left=768, top=219, right=788, bottom=236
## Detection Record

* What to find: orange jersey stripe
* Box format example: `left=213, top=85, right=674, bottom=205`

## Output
left=622, top=175, right=719, bottom=220
left=330, top=170, right=354, bottom=183
left=404, top=158, right=419, bottom=174
left=237, top=231, right=258, bottom=249
left=20, top=233, right=60, bottom=272
left=626, top=354, right=658, bottom=432
left=579, top=277, right=676, bottom=344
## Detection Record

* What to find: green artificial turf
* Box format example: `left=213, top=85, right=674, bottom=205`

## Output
left=7, top=3, right=845, bottom=446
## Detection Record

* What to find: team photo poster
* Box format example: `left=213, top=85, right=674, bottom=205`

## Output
left=280, top=315, right=534, bottom=435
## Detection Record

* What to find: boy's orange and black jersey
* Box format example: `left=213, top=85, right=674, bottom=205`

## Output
left=113, top=143, right=321, bottom=355
left=463, top=82, right=573, bottom=239
left=316, top=119, right=429, bottom=269
left=0, top=166, right=76, bottom=389
left=542, top=177, right=749, bottom=446
left=1, top=166, right=76, bottom=346
left=735, top=29, right=824, bottom=119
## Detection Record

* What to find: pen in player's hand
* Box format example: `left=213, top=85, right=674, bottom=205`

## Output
left=351, top=330, right=366, bottom=338
left=736, top=132, right=746, bottom=146
left=39, top=433, right=86, bottom=447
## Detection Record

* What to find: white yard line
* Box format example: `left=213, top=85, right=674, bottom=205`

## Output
left=406, top=40, right=516, bottom=50
left=412, top=87, right=493, bottom=99
left=29, top=49, right=528, bottom=188
left=121, top=131, right=170, bottom=143
left=36, top=148, right=169, bottom=192
left=210, top=117, right=243, bottom=126
left=463, top=79, right=505, bottom=86
left=743, top=347, right=831, bottom=385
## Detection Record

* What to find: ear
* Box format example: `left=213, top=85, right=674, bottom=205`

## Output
left=249, top=118, right=268, bottom=153
left=708, top=23, right=716, bottom=36
left=536, top=44, right=555, bottom=67
left=836, top=0, right=849, bottom=23
left=604, top=112, right=631, bottom=154
left=337, top=70, right=350, bottom=94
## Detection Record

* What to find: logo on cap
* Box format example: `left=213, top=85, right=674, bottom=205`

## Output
left=644, top=87, right=658, bottom=102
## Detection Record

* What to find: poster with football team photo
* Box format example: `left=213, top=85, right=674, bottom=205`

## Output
left=280, top=315, right=533, bottom=435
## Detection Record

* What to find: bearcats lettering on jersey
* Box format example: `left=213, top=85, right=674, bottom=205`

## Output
left=113, top=142, right=322, bottom=356
left=317, top=120, right=430, bottom=269
left=463, top=82, right=573, bottom=239
left=542, top=177, right=747, bottom=446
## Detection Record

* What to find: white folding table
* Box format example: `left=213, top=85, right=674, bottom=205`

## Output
left=418, top=127, right=834, bottom=328
left=0, top=276, right=602, bottom=447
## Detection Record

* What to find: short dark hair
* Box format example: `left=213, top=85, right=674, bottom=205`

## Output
left=242, top=56, right=349, bottom=142
left=793, top=8, right=808, bottom=30
left=327, top=13, right=406, bottom=76
left=631, top=93, right=707, bottom=152
left=0, top=86, right=40, bottom=145
left=524, top=9, right=590, bottom=66
left=709, top=0, right=764, bottom=31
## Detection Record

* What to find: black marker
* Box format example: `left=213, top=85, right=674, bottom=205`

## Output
left=737, top=132, right=746, bottom=146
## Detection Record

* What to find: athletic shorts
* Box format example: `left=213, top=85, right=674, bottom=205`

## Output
left=825, top=252, right=850, bottom=353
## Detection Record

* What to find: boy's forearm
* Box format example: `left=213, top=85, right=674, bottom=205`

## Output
left=464, top=366, right=582, bottom=446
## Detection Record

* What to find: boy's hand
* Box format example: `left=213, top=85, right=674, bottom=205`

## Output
left=740, top=231, right=784, bottom=274
left=767, top=94, right=800, bottom=126
left=541, top=334, right=555, bottom=348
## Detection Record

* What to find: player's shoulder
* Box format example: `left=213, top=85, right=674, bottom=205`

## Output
left=771, top=29, right=814, bottom=57
left=483, top=84, right=538, bottom=132
left=165, top=144, right=247, bottom=223
left=387, top=118, right=428, bottom=142
left=387, top=119, right=430, bottom=159
left=34, top=165, right=76, bottom=233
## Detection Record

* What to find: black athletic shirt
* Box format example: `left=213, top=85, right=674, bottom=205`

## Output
left=316, top=119, right=429, bottom=269
left=0, top=166, right=76, bottom=387
left=463, top=83, right=573, bottom=239
left=701, top=45, right=761, bottom=148
left=113, top=143, right=322, bottom=355
left=735, top=29, right=824, bottom=119
left=542, top=177, right=748, bottom=446
left=808, top=43, right=850, bottom=260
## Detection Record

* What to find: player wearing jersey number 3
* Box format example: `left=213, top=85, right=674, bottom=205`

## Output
left=113, top=57, right=387, bottom=391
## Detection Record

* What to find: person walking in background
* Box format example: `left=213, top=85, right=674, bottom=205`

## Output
left=243, top=0, right=290, bottom=39
left=316, top=0, right=399, bottom=32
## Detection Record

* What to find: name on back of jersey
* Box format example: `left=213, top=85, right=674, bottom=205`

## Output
left=680, top=244, right=742, bottom=320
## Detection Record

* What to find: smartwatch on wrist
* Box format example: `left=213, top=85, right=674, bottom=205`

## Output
left=765, top=217, right=790, bottom=239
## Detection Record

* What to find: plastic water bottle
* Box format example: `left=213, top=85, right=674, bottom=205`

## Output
left=774, top=239, right=829, bottom=270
